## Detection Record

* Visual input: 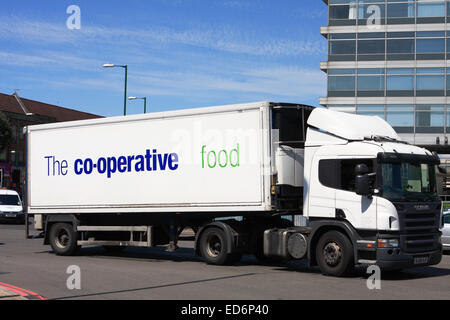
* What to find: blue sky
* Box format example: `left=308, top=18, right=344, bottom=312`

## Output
left=0, top=0, right=327, bottom=117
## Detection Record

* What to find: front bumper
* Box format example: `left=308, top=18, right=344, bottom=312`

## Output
left=0, top=213, right=25, bottom=222
left=376, top=247, right=443, bottom=270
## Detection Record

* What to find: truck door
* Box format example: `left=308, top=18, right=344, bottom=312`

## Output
left=334, top=159, right=377, bottom=230
left=308, top=157, right=337, bottom=218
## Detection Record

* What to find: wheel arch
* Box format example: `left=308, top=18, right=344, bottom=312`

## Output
left=307, top=220, right=359, bottom=267
left=44, top=214, right=79, bottom=245
left=194, top=221, right=238, bottom=256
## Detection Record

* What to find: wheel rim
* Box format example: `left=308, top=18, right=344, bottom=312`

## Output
left=55, top=229, right=70, bottom=249
left=323, top=241, right=342, bottom=267
left=206, top=234, right=222, bottom=257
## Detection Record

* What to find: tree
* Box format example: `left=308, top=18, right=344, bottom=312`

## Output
left=0, top=111, right=12, bottom=152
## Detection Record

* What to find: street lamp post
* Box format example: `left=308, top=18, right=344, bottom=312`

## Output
left=128, top=96, right=148, bottom=114
left=103, top=64, right=128, bottom=116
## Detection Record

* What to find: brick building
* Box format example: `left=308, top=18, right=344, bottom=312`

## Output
left=0, top=92, right=101, bottom=196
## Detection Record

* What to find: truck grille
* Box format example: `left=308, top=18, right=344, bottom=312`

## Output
left=397, top=204, right=441, bottom=253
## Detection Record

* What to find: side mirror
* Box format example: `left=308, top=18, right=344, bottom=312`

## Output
left=355, top=163, right=369, bottom=175
left=355, top=163, right=371, bottom=197
left=355, top=174, right=370, bottom=196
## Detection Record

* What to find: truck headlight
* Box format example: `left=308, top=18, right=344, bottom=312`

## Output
left=378, top=239, right=399, bottom=248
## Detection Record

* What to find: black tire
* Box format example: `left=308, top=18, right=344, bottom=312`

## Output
left=199, top=227, right=237, bottom=265
left=316, top=231, right=354, bottom=277
left=49, top=223, right=79, bottom=256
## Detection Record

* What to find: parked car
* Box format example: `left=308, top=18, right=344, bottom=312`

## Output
left=0, top=189, right=24, bottom=224
left=443, top=211, right=450, bottom=252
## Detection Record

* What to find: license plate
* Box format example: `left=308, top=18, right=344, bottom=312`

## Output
left=5, top=213, right=16, bottom=218
left=414, top=256, right=429, bottom=265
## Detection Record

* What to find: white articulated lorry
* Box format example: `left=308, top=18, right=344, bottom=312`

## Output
left=25, top=101, right=444, bottom=276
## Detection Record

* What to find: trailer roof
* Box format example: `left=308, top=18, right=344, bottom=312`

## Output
left=26, top=101, right=315, bottom=132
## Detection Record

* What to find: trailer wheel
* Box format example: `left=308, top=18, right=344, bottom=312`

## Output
left=49, top=223, right=79, bottom=256
left=199, top=227, right=237, bottom=265
left=316, top=231, right=354, bottom=277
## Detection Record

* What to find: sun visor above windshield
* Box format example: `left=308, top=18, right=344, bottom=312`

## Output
left=378, top=152, right=441, bottom=165
left=307, top=108, right=401, bottom=141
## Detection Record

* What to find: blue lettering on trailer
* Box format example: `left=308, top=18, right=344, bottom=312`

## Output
left=47, top=149, right=179, bottom=179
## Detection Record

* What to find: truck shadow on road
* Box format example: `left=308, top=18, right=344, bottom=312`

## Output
left=275, top=262, right=450, bottom=281
left=60, top=245, right=450, bottom=282
left=79, top=246, right=205, bottom=263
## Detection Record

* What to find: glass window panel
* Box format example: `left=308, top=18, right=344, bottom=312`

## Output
left=387, top=68, right=414, bottom=75
left=417, top=39, right=445, bottom=53
left=329, top=33, right=356, bottom=39
left=417, top=105, right=445, bottom=111
left=416, top=112, right=444, bottom=127
left=358, top=4, right=386, bottom=19
left=329, top=41, right=356, bottom=54
left=358, top=40, right=385, bottom=54
left=387, top=105, right=414, bottom=111
left=387, top=76, right=414, bottom=90
left=386, top=112, right=414, bottom=127
left=357, top=75, right=385, bottom=90
left=417, top=31, right=445, bottom=37
left=328, top=69, right=356, bottom=75
left=329, top=76, right=355, bottom=90
left=387, top=39, right=415, bottom=54
left=417, top=2, right=445, bottom=18
left=357, top=105, right=384, bottom=111
left=417, top=75, right=445, bottom=90
left=358, top=32, right=385, bottom=39
left=358, top=68, right=384, bottom=75
left=387, top=32, right=415, bottom=38
left=387, top=3, right=415, bottom=18
left=416, top=68, right=445, bottom=74
left=359, top=0, right=383, bottom=3
left=330, top=5, right=357, bottom=19
left=330, top=0, right=354, bottom=4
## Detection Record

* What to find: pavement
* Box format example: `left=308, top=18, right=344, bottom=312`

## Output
left=0, top=282, right=46, bottom=300
left=0, top=286, right=26, bottom=300
left=1, top=223, right=450, bottom=300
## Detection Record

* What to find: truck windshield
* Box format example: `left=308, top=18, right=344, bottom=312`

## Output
left=0, top=195, right=21, bottom=206
left=381, top=162, right=438, bottom=202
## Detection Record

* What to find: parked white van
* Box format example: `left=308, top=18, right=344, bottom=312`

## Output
left=0, top=190, right=24, bottom=224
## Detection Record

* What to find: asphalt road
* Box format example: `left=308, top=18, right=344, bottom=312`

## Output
left=1, top=223, right=449, bottom=300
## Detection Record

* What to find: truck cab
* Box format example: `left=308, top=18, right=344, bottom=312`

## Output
left=303, top=109, right=443, bottom=274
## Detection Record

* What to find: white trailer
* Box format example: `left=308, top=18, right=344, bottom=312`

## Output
left=25, top=101, right=444, bottom=276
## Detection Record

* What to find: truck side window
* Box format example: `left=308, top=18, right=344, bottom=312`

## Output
left=319, top=159, right=374, bottom=192
left=319, top=159, right=340, bottom=189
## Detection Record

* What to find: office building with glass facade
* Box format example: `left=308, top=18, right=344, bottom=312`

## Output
left=320, top=0, right=450, bottom=153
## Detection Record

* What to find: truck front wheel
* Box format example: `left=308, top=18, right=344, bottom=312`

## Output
left=49, top=223, right=79, bottom=256
left=316, top=231, right=354, bottom=277
left=199, top=227, right=240, bottom=265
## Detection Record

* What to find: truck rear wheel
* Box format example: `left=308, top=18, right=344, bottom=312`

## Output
left=199, top=227, right=240, bottom=265
left=316, top=231, right=354, bottom=277
left=49, top=223, right=79, bottom=256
